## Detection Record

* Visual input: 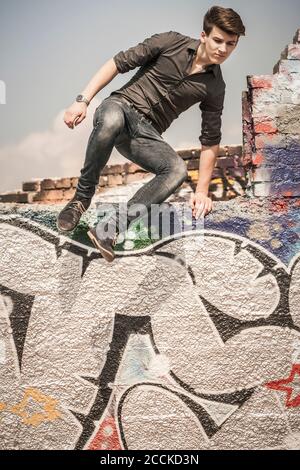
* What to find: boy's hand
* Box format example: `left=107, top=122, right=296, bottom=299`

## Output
left=189, top=191, right=213, bottom=218
left=64, top=102, right=87, bottom=129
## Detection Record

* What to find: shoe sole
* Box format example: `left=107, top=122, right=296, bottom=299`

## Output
left=87, top=230, right=115, bottom=263
left=56, top=217, right=79, bottom=233
left=56, top=221, right=74, bottom=233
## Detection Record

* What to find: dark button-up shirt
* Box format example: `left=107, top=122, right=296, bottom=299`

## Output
left=111, top=30, right=226, bottom=146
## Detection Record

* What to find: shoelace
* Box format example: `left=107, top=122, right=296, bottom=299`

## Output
left=69, top=200, right=87, bottom=215
left=112, top=235, right=118, bottom=247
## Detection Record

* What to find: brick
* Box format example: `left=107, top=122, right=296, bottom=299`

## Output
left=211, top=168, right=222, bottom=178
left=280, top=183, right=300, bottom=197
left=242, top=90, right=251, bottom=119
left=280, top=90, right=300, bottom=105
left=123, top=162, right=144, bottom=173
left=41, top=179, right=56, bottom=190
left=55, top=177, right=71, bottom=189
left=187, top=159, right=199, bottom=171
left=101, top=166, right=111, bottom=176
left=261, top=147, right=300, bottom=167
left=187, top=170, right=199, bottom=182
left=107, top=174, right=123, bottom=186
left=242, top=145, right=253, bottom=168
left=293, top=29, right=300, bottom=44
left=177, top=148, right=200, bottom=160
left=102, top=164, right=124, bottom=176
left=95, top=186, right=106, bottom=194
left=280, top=45, right=289, bottom=60
left=251, top=164, right=300, bottom=184
left=252, top=88, right=281, bottom=104
left=252, top=180, right=300, bottom=198
left=252, top=153, right=265, bottom=166
left=0, top=192, right=19, bottom=203
left=286, top=135, right=300, bottom=148
left=254, top=133, right=286, bottom=150
left=273, top=60, right=280, bottom=74
left=219, top=145, right=242, bottom=157
left=251, top=102, right=281, bottom=119
left=272, top=182, right=300, bottom=197
left=276, top=78, right=299, bottom=94
left=274, top=60, right=300, bottom=75
left=253, top=118, right=278, bottom=134
left=227, top=167, right=246, bottom=179
left=0, top=191, right=37, bottom=203
left=251, top=167, right=272, bottom=182
left=33, top=189, right=64, bottom=201
left=276, top=105, right=300, bottom=134
left=217, top=156, right=242, bottom=169
left=123, top=172, right=149, bottom=184
left=252, top=182, right=272, bottom=197
left=248, top=75, right=274, bottom=89
left=271, top=166, right=296, bottom=182
left=285, top=44, right=300, bottom=60
left=63, top=188, right=75, bottom=200
left=98, top=175, right=108, bottom=187
left=71, top=177, right=79, bottom=188
left=22, top=180, right=41, bottom=192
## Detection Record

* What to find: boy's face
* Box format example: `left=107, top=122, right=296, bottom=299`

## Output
left=200, top=25, right=239, bottom=64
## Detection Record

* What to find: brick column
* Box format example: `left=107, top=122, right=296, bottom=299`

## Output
left=242, top=28, right=300, bottom=197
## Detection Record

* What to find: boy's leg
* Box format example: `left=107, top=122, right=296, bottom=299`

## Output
left=57, top=98, right=126, bottom=232
left=75, top=98, right=126, bottom=199
left=96, top=116, right=188, bottom=244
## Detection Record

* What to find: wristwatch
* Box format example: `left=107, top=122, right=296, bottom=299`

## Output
left=76, top=94, right=90, bottom=106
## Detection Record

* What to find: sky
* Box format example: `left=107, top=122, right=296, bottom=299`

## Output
left=0, top=0, right=299, bottom=192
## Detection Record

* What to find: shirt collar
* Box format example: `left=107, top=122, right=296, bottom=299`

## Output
left=187, top=39, right=218, bottom=77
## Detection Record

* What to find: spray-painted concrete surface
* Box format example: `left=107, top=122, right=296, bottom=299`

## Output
left=0, top=196, right=299, bottom=450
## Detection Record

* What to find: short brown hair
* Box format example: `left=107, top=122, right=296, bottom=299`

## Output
left=203, top=6, right=246, bottom=38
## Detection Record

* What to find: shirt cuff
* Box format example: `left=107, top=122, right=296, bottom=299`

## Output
left=199, top=136, right=221, bottom=147
left=113, top=53, right=126, bottom=74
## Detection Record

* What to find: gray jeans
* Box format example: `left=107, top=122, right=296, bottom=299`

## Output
left=76, top=95, right=188, bottom=232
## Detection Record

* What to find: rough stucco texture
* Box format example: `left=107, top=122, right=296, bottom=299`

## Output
left=0, top=196, right=299, bottom=450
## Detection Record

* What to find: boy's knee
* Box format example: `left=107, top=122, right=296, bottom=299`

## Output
left=172, top=159, right=188, bottom=183
left=93, top=101, right=125, bottom=131
left=94, top=110, right=125, bottom=142
left=162, top=159, right=188, bottom=193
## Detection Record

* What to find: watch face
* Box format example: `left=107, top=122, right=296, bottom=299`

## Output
left=77, top=95, right=83, bottom=101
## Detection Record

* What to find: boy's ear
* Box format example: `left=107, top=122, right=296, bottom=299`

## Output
left=200, top=31, right=206, bottom=43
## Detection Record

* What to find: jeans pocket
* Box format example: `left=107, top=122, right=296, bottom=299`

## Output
left=125, top=109, right=140, bottom=138
left=93, top=97, right=113, bottom=127
left=93, top=105, right=101, bottom=127
left=93, top=102, right=108, bottom=127
left=136, top=117, right=164, bottom=142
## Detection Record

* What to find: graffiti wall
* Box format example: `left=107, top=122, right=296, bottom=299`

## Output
left=0, top=27, right=300, bottom=453
left=0, top=198, right=299, bottom=450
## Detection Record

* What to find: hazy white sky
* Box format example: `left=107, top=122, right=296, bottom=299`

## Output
left=0, top=0, right=299, bottom=191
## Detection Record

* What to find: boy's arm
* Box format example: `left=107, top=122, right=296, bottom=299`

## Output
left=198, top=87, right=225, bottom=150
left=189, top=145, right=219, bottom=219
left=80, top=57, right=119, bottom=104
left=64, top=58, right=119, bottom=129
left=195, top=144, right=220, bottom=196
left=190, top=88, right=225, bottom=217
left=64, top=31, right=176, bottom=129
left=113, top=31, right=177, bottom=73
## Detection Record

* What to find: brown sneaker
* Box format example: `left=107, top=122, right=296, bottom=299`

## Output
left=87, top=225, right=118, bottom=262
left=56, top=195, right=91, bottom=232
